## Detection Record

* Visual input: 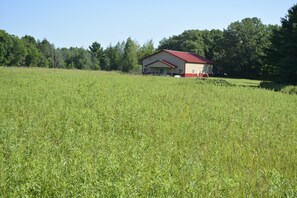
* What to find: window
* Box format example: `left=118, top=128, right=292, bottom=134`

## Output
left=179, top=69, right=183, bottom=74
left=192, top=69, right=194, bottom=74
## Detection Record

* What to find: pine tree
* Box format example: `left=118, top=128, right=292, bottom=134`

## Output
left=267, top=4, right=297, bottom=84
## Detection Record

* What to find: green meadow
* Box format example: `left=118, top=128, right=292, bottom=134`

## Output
left=0, top=67, right=296, bottom=197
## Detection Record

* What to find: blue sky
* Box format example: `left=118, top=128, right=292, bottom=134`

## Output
left=1, top=0, right=296, bottom=49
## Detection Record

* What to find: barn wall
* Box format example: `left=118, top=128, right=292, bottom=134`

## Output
left=142, top=51, right=185, bottom=72
left=146, top=61, right=176, bottom=74
left=185, top=63, right=204, bottom=74
left=147, top=61, right=168, bottom=68
left=185, top=63, right=213, bottom=76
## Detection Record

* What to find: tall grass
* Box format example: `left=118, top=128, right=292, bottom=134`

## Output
left=0, top=67, right=296, bottom=197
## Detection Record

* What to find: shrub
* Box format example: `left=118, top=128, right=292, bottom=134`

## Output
left=280, top=85, right=297, bottom=95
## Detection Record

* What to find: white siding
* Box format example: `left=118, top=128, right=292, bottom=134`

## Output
left=185, top=63, right=204, bottom=74
left=185, top=63, right=213, bottom=74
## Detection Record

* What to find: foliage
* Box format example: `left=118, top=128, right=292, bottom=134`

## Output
left=203, top=29, right=224, bottom=61
left=0, top=3, right=296, bottom=80
left=259, top=81, right=297, bottom=95
left=158, top=29, right=223, bottom=60
left=37, top=39, right=52, bottom=67
left=0, top=67, right=296, bottom=197
left=0, top=30, right=26, bottom=66
left=53, top=49, right=66, bottom=68
left=280, top=86, right=297, bottom=95
left=265, top=4, right=297, bottom=84
left=104, top=41, right=125, bottom=71
left=21, top=35, right=43, bottom=67
left=61, top=47, right=93, bottom=69
left=0, top=30, right=12, bottom=65
left=215, top=18, right=275, bottom=78
left=157, top=21, right=276, bottom=79
left=89, top=42, right=104, bottom=70
left=122, top=37, right=139, bottom=72
left=0, top=29, right=153, bottom=72
left=138, top=40, right=155, bottom=61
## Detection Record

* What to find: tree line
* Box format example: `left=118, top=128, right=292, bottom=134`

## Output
left=1, top=4, right=296, bottom=84
left=0, top=32, right=154, bottom=72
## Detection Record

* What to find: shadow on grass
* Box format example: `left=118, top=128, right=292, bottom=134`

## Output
left=198, top=78, right=297, bottom=95
left=254, top=81, right=297, bottom=95
left=258, top=81, right=287, bottom=91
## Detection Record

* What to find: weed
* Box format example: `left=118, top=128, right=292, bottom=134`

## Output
left=0, top=67, right=296, bottom=196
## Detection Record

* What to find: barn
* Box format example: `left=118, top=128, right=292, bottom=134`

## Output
left=142, top=50, right=213, bottom=77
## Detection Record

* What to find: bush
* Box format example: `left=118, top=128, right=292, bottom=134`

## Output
left=280, top=86, right=297, bottom=95
left=259, top=81, right=297, bottom=95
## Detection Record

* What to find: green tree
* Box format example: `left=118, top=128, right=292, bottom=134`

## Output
left=89, top=42, right=104, bottom=70
left=37, top=39, right=55, bottom=67
left=60, top=48, right=74, bottom=69
left=202, top=29, right=223, bottom=60
left=0, top=31, right=27, bottom=66
left=266, top=4, right=297, bottom=84
left=138, top=40, right=155, bottom=60
left=122, top=37, right=139, bottom=72
left=10, top=35, right=27, bottom=66
left=216, top=17, right=273, bottom=78
left=0, top=30, right=14, bottom=66
left=78, top=48, right=93, bottom=70
left=62, top=47, right=93, bottom=70
left=104, top=41, right=125, bottom=71
left=54, top=48, right=66, bottom=68
left=21, top=35, right=42, bottom=67
left=158, top=29, right=224, bottom=61
left=158, top=30, right=206, bottom=55
left=158, top=36, right=179, bottom=51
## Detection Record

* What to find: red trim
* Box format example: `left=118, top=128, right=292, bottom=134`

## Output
left=140, top=50, right=164, bottom=61
left=183, top=73, right=197, bottom=77
left=141, top=50, right=213, bottom=64
left=183, top=73, right=213, bottom=77
left=164, top=50, right=213, bottom=64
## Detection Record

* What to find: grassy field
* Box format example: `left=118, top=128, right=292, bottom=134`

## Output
left=0, top=67, right=297, bottom=197
left=218, top=78, right=262, bottom=87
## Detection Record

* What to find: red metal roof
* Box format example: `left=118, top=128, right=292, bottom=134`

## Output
left=145, top=59, right=177, bottom=68
left=164, top=50, right=213, bottom=64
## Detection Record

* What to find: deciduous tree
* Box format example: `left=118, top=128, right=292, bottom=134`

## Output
left=216, top=18, right=273, bottom=78
left=122, top=37, right=139, bottom=72
left=37, top=39, right=55, bottom=67
left=138, top=40, right=155, bottom=61
left=21, top=35, right=42, bottom=67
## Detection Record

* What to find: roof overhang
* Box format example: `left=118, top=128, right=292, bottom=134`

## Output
left=145, top=59, right=177, bottom=68
left=141, top=49, right=213, bottom=64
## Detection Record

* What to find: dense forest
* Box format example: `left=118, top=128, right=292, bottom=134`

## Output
left=1, top=4, right=296, bottom=84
